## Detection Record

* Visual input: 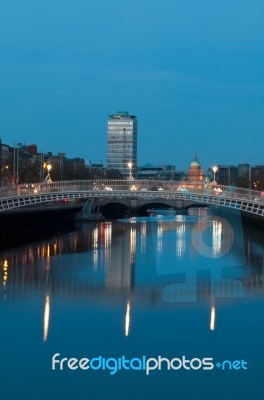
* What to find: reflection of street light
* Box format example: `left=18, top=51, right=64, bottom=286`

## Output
left=210, top=301, right=216, bottom=331
left=127, top=162, right=133, bottom=181
left=212, top=166, right=218, bottom=185
left=125, top=300, right=131, bottom=337
left=43, top=294, right=50, bottom=342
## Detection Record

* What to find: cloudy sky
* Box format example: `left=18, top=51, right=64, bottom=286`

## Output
left=0, top=0, right=263, bottom=169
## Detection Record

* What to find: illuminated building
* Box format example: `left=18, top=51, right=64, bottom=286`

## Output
left=107, top=111, right=137, bottom=177
left=188, top=153, right=203, bottom=183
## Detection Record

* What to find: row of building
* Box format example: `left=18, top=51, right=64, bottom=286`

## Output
left=106, top=111, right=264, bottom=189
left=0, top=139, right=106, bottom=185
left=1, top=111, right=264, bottom=189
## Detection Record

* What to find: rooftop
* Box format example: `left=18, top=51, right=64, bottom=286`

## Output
left=109, top=111, right=137, bottom=120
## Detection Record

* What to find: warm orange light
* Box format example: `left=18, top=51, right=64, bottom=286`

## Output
left=47, top=244, right=50, bottom=258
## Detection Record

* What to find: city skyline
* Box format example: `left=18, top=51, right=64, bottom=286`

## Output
left=1, top=137, right=264, bottom=173
left=0, top=0, right=263, bottom=170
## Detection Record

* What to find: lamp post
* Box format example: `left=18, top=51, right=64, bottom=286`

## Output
left=4, top=165, right=9, bottom=186
left=127, top=162, right=133, bottom=181
left=40, top=153, right=44, bottom=183
left=248, top=165, right=252, bottom=199
left=12, top=142, right=23, bottom=187
left=45, top=163, right=52, bottom=183
left=212, top=166, right=218, bottom=185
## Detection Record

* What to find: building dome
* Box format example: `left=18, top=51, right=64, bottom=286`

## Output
left=190, top=159, right=201, bottom=168
left=188, top=153, right=203, bottom=182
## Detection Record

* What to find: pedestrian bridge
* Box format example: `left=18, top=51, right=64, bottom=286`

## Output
left=0, top=179, right=264, bottom=218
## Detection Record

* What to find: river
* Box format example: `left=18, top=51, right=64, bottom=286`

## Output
left=0, top=208, right=263, bottom=399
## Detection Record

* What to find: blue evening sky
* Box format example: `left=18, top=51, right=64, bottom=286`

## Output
left=0, top=0, right=263, bottom=170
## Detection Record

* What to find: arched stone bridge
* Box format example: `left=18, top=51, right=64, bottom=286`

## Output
left=0, top=179, right=264, bottom=218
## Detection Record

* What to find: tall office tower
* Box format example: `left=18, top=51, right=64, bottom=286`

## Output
left=107, top=111, right=137, bottom=177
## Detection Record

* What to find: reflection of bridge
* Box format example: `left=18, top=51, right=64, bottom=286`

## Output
left=2, top=218, right=264, bottom=303
left=1, top=218, right=264, bottom=338
left=1, top=216, right=264, bottom=341
left=0, top=179, right=264, bottom=218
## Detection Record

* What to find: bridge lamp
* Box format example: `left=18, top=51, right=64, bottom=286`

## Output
left=127, top=162, right=133, bottom=181
left=46, top=163, right=52, bottom=183
left=212, top=166, right=218, bottom=185
left=3, top=165, right=9, bottom=180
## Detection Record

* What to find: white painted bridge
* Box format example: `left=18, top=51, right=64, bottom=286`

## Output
left=0, top=179, right=264, bottom=217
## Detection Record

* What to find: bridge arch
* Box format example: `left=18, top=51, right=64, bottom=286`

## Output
left=100, top=202, right=130, bottom=219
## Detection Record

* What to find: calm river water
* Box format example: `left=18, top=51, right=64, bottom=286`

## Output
left=0, top=208, right=263, bottom=399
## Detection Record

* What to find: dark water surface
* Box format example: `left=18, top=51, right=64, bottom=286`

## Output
left=0, top=209, right=263, bottom=399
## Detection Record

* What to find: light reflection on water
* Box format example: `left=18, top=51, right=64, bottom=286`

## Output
left=1, top=212, right=264, bottom=329
left=0, top=209, right=264, bottom=398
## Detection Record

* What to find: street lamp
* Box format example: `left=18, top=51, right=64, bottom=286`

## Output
left=4, top=165, right=9, bottom=186
left=45, top=163, right=52, bottom=183
left=212, top=166, right=218, bottom=185
left=127, top=162, right=133, bottom=181
left=13, top=142, right=22, bottom=187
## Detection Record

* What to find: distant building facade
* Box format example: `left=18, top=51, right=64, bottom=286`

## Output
left=207, top=164, right=264, bottom=190
left=137, top=164, right=184, bottom=180
left=188, top=154, right=203, bottom=183
left=252, top=165, right=264, bottom=190
left=107, top=111, right=137, bottom=177
left=212, top=165, right=238, bottom=186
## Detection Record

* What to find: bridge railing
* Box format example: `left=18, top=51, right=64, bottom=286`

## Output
left=0, top=180, right=263, bottom=203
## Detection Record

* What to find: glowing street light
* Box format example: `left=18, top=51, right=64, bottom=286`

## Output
left=127, top=162, right=133, bottom=181
left=45, top=163, right=52, bottom=183
left=212, top=166, right=218, bottom=185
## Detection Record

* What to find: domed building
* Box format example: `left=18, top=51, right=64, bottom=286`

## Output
left=188, top=154, right=203, bottom=183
